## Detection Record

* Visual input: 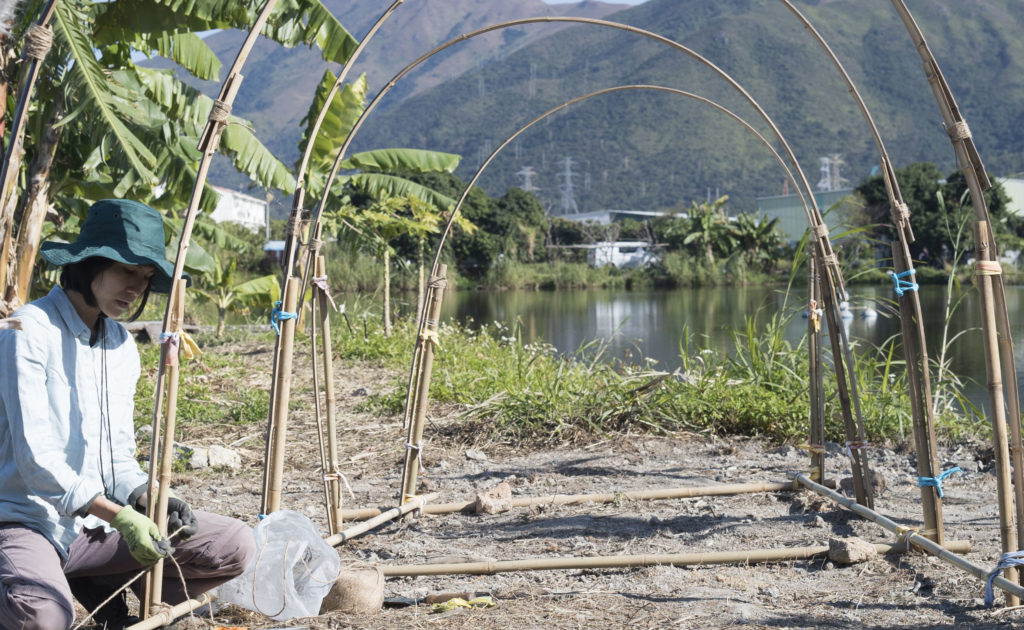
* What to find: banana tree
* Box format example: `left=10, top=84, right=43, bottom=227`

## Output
left=0, top=0, right=358, bottom=315
left=684, top=195, right=732, bottom=265
left=192, top=254, right=280, bottom=337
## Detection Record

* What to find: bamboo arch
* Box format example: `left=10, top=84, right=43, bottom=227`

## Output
left=272, top=14, right=876, bottom=512
left=391, top=83, right=821, bottom=501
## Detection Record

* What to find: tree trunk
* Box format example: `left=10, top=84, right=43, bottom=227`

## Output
left=6, top=98, right=62, bottom=309
left=217, top=308, right=226, bottom=338
left=383, top=247, right=392, bottom=337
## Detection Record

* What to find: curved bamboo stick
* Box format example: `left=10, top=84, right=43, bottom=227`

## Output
left=379, top=540, right=971, bottom=577
left=779, top=0, right=939, bottom=535
left=394, top=85, right=816, bottom=505
left=144, top=0, right=281, bottom=616
left=0, top=0, right=58, bottom=309
left=889, top=0, right=1021, bottom=594
left=341, top=481, right=802, bottom=522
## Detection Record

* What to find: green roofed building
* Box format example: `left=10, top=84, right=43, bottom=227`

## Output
left=755, top=189, right=858, bottom=244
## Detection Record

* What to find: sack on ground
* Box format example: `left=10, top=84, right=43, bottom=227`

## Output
left=216, top=510, right=340, bottom=621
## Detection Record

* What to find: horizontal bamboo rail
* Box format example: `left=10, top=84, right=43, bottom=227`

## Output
left=379, top=540, right=970, bottom=577
left=126, top=593, right=213, bottom=630
left=340, top=481, right=828, bottom=521
left=326, top=493, right=438, bottom=547
left=795, top=473, right=1024, bottom=604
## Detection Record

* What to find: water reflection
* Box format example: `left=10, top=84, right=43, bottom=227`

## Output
left=436, top=284, right=1020, bottom=410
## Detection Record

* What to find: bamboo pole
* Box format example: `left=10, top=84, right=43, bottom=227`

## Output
left=326, top=493, right=438, bottom=547
left=974, top=221, right=1019, bottom=600
left=399, top=265, right=447, bottom=505
left=314, top=253, right=343, bottom=532
left=262, top=276, right=300, bottom=515
left=807, top=258, right=825, bottom=484
left=796, top=472, right=1024, bottom=605
left=890, top=0, right=1024, bottom=583
left=126, top=593, right=213, bottom=630
left=342, top=481, right=801, bottom=521
left=379, top=540, right=971, bottom=577
left=144, top=279, right=185, bottom=613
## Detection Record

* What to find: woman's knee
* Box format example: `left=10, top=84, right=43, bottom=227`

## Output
left=5, top=588, right=74, bottom=630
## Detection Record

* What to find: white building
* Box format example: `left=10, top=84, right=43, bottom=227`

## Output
left=585, top=241, right=660, bottom=269
left=209, top=185, right=269, bottom=235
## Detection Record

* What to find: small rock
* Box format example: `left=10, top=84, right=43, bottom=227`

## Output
left=772, top=445, right=797, bottom=458
left=207, top=444, right=242, bottom=469
left=465, top=449, right=488, bottom=461
left=351, top=387, right=368, bottom=396
left=187, top=446, right=209, bottom=469
left=475, top=481, right=512, bottom=514
left=828, top=537, right=878, bottom=564
left=806, top=515, right=827, bottom=528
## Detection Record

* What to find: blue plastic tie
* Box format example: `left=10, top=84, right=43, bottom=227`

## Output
left=270, top=301, right=297, bottom=335
left=888, top=269, right=919, bottom=297
left=257, top=513, right=267, bottom=520
left=984, top=551, right=1024, bottom=606
left=917, top=466, right=961, bottom=498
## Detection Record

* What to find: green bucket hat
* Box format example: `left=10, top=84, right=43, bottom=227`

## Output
left=40, top=199, right=186, bottom=294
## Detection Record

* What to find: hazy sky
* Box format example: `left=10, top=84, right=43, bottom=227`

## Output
left=543, top=0, right=647, bottom=4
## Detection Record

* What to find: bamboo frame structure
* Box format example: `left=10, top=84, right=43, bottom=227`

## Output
left=125, top=594, right=213, bottom=630
left=780, top=0, right=944, bottom=533
left=312, top=250, right=343, bottom=533
left=795, top=473, right=1024, bottom=605
left=378, top=540, right=971, bottom=578
left=890, top=0, right=1023, bottom=594
left=399, top=265, right=447, bottom=505
left=0, top=0, right=58, bottom=311
left=142, top=0, right=281, bottom=617
left=341, top=481, right=804, bottom=522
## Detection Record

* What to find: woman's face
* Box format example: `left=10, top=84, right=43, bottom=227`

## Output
left=91, top=261, right=155, bottom=318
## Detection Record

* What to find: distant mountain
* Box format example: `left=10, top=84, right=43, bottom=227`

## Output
left=345, top=0, right=1024, bottom=214
left=192, top=0, right=629, bottom=176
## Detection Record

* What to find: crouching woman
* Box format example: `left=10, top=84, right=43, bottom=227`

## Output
left=0, top=200, right=256, bottom=630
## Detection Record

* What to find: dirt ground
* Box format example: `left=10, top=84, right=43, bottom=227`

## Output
left=130, top=341, right=1024, bottom=630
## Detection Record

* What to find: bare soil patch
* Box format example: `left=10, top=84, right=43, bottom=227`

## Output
left=148, top=340, right=1019, bottom=629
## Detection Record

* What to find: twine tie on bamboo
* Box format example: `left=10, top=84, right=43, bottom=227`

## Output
left=888, top=269, right=919, bottom=297
left=160, top=332, right=180, bottom=367
left=270, top=301, right=297, bottom=335
left=208, top=99, right=231, bottom=124
left=419, top=329, right=441, bottom=347
left=23, top=24, right=53, bottom=60
left=918, top=466, right=962, bottom=499
left=311, top=276, right=338, bottom=311
left=895, top=526, right=918, bottom=544
left=974, top=261, right=1002, bottom=277
left=405, top=441, right=425, bottom=471
left=984, top=551, right=1024, bottom=606
left=799, top=443, right=826, bottom=455
left=807, top=300, right=823, bottom=332
left=894, top=202, right=911, bottom=226
left=843, top=440, right=868, bottom=459
left=323, top=466, right=356, bottom=499
left=946, top=121, right=972, bottom=142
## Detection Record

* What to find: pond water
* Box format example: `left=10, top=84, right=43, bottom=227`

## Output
left=435, top=284, right=1024, bottom=412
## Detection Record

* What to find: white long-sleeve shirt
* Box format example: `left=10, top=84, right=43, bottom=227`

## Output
left=0, top=286, right=149, bottom=558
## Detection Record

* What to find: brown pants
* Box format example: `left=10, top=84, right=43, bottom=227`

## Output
left=0, top=511, right=255, bottom=630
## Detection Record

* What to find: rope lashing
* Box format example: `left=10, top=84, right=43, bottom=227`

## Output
left=799, top=443, right=826, bottom=455
left=405, top=441, right=425, bottom=471
left=894, top=202, right=911, bottom=225
left=844, top=440, right=869, bottom=459
left=308, top=237, right=323, bottom=253
left=311, top=276, right=338, bottom=312
left=807, top=299, right=823, bottom=332
left=270, top=301, right=297, bottom=335
left=208, top=99, right=231, bottom=124
left=888, top=269, right=919, bottom=297
left=918, top=466, right=962, bottom=498
left=322, top=466, right=356, bottom=499
left=947, top=120, right=972, bottom=142
left=821, top=254, right=839, bottom=268
left=160, top=332, right=180, bottom=367
left=419, top=329, right=441, bottom=348
left=974, top=260, right=1002, bottom=277
left=984, top=551, right=1024, bottom=606
left=895, top=525, right=918, bottom=544
left=23, top=24, right=53, bottom=60
left=813, top=223, right=829, bottom=239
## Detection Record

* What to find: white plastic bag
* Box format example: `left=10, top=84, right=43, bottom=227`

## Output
left=216, top=510, right=340, bottom=621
